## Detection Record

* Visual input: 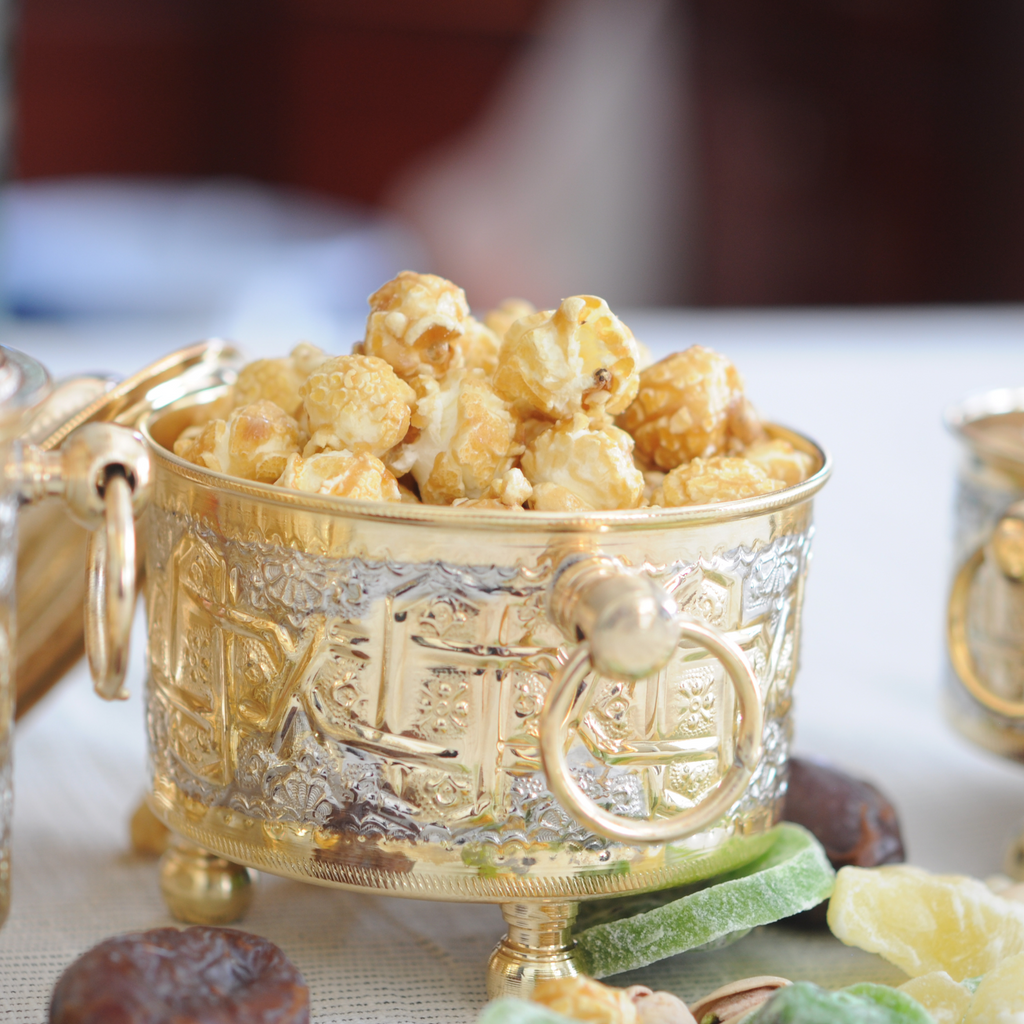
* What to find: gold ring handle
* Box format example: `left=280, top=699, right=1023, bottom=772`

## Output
left=948, top=512, right=1024, bottom=719
left=85, top=473, right=135, bottom=700
left=12, top=423, right=151, bottom=700
left=541, top=551, right=763, bottom=845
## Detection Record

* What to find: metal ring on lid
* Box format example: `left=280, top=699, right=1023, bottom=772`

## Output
left=540, top=628, right=763, bottom=845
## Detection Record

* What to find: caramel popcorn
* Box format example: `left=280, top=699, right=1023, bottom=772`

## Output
left=177, top=400, right=302, bottom=483
left=364, top=271, right=469, bottom=380
left=233, top=343, right=330, bottom=419
left=744, top=438, right=815, bottom=487
left=621, top=346, right=755, bottom=471
left=300, top=354, right=414, bottom=458
left=277, top=451, right=401, bottom=502
left=483, top=297, right=535, bottom=341
left=457, top=316, right=502, bottom=376
left=392, top=370, right=521, bottom=505
left=494, top=295, right=640, bottom=421
left=654, top=456, right=783, bottom=507
left=522, top=412, right=644, bottom=511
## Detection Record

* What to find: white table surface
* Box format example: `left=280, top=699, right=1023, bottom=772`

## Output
left=3, top=306, right=1024, bottom=1022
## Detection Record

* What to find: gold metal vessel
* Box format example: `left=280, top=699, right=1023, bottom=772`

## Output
left=140, top=375, right=830, bottom=995
left=947, top=390, right=1024, bottom=762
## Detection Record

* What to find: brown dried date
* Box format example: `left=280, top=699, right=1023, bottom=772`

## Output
left=782, top=757, right=905, bottom=925
left=49, top=926, right=309, bottom=1024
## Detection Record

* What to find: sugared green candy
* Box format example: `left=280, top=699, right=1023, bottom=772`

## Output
left=574, top=823, right=835, bottom=978
left=744, top=982, right=935, bottom=1024
left=477, top=998, right=579, bottom=1024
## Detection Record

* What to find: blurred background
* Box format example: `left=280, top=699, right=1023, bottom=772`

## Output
left=4, top=0, right=1024, bottom=340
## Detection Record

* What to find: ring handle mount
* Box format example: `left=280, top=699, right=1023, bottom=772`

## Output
left=543, top=553, right=764, bottom=846
left=12, top=423, right=151, bottom=700
left=948, top=501, right=1024, bottom=720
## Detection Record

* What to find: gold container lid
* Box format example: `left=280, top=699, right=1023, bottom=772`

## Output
left=15, top=340, right=240, bottom=717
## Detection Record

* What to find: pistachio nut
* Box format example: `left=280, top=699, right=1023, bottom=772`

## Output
left=624, top=986, right=697, bottom=1024
left=689, top=976, right=791, bottom=1024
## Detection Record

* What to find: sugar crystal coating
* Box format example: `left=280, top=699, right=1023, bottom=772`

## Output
left=962, top=950, right=1024, bottom=1023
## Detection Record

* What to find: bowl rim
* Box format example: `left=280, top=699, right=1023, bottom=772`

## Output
left=142, top=390, right=832, bottom=531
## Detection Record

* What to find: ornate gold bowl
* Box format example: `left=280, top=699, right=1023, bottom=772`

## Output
left=141, top=381, right=830, bottom=994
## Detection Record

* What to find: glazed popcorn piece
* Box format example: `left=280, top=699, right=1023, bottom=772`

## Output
left=897, top=972, right=974, bottom=1024
left=364, top=270, right=470, bottom=379
left=744, top=438, right=816, bottom=487
left=621, top=346, right=754, bottom=471
left=458, top=316, right=503, bottom=376
left=393, top=370, right=521, bottom=505
left=493, top=295, right=640, bottom=421
left=177, top=400, right=302, bottom=484
left=484, top=297, right=536, bottom=342
left=828, top=863, right=1024, bottom=980
left=653, top=456, right=782, bottom=507
left=300, top=354, right=415, bottom=458
left=531, top=976, right=638, bottom=1024
left=522, top=413, right=644, bottom=511
left=530, top=482, right=596, bottom=512
left=276, top=451, right=401, bottom=502
left=232, top=342, right=330, bottom=419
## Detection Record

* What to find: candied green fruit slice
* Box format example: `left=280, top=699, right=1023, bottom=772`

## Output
left=745, top=981, right=935, bottom=1024
left=828, top=864, right=1024, bottom=980
left=574, top=823, right=834, bottom=978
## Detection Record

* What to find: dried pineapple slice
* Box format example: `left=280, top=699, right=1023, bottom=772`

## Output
left=963, top=950, right=1024, bottom=1023
left=494, top=295, right=640, bottom=421
left=898, top=972, right=974, bottom=1024
left=364, top=270, right=469, bottom=380
left=828, top=864, right=1024, bottom=980
left=300, top=354, right=414, bottom=458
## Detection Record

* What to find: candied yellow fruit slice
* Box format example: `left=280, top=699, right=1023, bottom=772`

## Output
left=828, top=864, right=1024, bottom=980
left=963, top=950, right=1024, bottom=1023
left=898, top=972, right=973, bottom=1024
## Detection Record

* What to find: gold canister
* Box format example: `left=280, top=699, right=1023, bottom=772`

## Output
left=0, top=347, right=152, bottom=930
left=946, top=390, right=1024, bottom=760
left=140, top=376, right=830, bottom=995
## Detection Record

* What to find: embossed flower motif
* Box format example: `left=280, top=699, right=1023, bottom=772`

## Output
left=748, top=547, right=800, bottom=604
left=260, top=559, right=328, bottom=611
left=417, top=674, right=470, bottom=736
left=677, top=665, right=715, bottom=732
left=236, top=737, right=276, bottom=791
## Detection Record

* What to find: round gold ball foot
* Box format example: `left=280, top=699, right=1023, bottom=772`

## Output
left=159, top=834, right=255, bottom=925
left=487, top=901, right=580, bottom=1000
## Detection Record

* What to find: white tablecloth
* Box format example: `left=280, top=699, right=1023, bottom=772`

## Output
left=3, top=307, right=1024, bottom=1022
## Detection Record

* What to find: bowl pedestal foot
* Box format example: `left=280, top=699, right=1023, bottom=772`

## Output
left=487, top=901, right=580, bottom=1000
left=158, top=833, right=255, bottom=925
